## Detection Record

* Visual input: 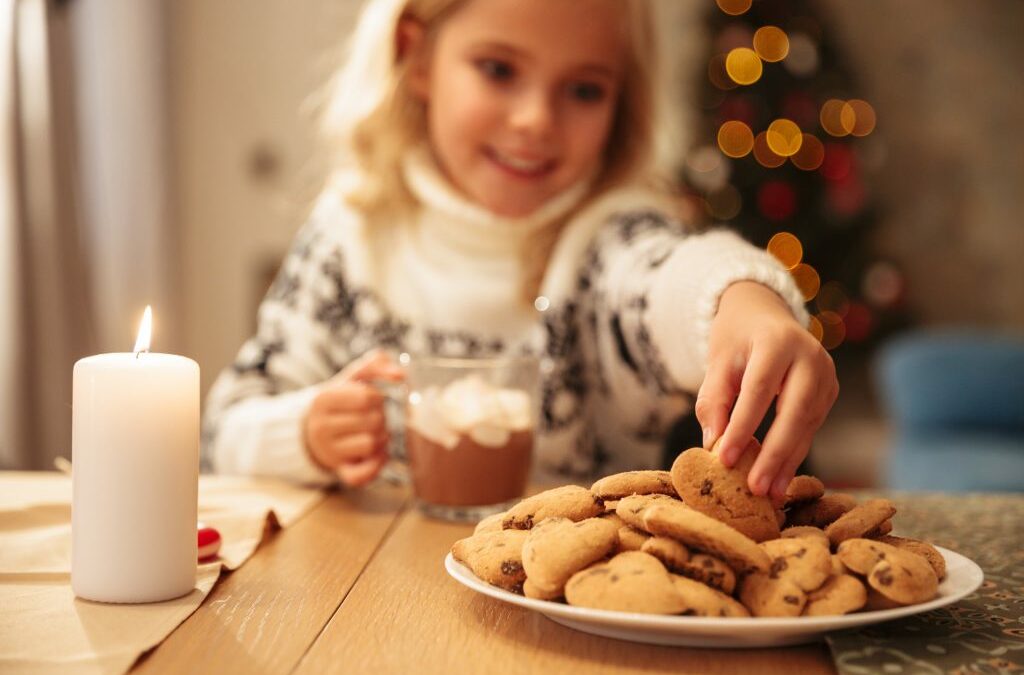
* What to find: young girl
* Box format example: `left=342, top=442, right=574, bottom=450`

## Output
left=203, top=0, right=838, bottom=501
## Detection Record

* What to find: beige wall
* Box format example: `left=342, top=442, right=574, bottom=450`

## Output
left=170, top=0, right=363, bottom=396
left=820, top=0, right=1024, bottom=330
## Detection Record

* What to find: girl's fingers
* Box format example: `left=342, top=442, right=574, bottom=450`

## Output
left=318, top=382, right=384, bottom=414
left=748, top=360, right=820, bottom=495
left=329, top=432, right=384, bottom=463
left=327, top=409, right=386, bottom=438
left=695, top=353, right=743, bottom=453
left=339, top=349, right=406, bottom=384
left=337, top=449, right=389, bottom=487
left=769, top=440, right=812, bottom=504
left=717, top=347, right=789, bottom=469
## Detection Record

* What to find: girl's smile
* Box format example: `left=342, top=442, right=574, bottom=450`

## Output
left=405, top=0, right=626, bottom=218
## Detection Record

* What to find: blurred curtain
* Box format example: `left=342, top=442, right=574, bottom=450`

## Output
left=0, top=0, right=94, bottom=469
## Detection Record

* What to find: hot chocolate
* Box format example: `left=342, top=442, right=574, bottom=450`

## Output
left=406, top=428, right=533, bottom=506
left=405, top=374, right=535, bottom=510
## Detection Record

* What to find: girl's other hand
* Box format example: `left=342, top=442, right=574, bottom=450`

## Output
left=303, top=349, right=405, bottom=487
left=695, top=282, right=839, bottom=502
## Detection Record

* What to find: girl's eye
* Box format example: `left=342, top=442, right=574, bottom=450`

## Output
left=568, top=82, right=606, bottom=103
left=477, top=59, right=515, bottom=82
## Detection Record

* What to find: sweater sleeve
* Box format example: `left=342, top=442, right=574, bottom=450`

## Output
left=584, top=209, right=808, bottom=401
left=202, top=219, right=349, bottom=486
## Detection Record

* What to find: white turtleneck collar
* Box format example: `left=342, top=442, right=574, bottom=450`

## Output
left=402, top=146, right=589, bottom=257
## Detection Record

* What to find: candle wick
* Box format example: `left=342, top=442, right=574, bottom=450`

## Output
left=135, top=349, right=149, bottom=360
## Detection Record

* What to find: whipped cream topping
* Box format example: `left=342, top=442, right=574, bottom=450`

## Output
left=407, top=375, right=534, bottom=449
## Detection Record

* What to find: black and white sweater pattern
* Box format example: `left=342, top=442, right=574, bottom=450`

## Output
left=203, top=151, right=808, bottom=485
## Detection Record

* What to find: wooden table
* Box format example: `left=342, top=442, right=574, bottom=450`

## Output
left=134, top=483, right=835, bottom=674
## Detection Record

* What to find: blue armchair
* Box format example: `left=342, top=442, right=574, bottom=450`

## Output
left=875, top=330, right=1024, bottom=492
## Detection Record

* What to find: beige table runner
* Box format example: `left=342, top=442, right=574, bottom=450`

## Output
left=0, top=471, right=326, bottom=674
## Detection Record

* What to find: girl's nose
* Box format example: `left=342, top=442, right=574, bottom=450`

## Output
left=509, top=89, right=555, bottom=138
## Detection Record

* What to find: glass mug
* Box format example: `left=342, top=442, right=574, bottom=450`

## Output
left=378, top=354, right=539, bottom=522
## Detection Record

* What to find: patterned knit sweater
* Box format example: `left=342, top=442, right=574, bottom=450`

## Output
left=202, top=149, right=808, bottom=485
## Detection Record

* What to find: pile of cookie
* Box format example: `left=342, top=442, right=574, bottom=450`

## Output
left=450, top=442, right=947, bottom=617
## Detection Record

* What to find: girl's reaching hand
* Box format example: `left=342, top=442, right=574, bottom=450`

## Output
left=695, top=281, right=839, bottom=502
left=303, top=349, right=405, bottom=487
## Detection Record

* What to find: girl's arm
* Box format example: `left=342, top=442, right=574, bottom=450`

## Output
left=202, top=220, right=348, bottom=485
left=582, top=210, right=823, bottom=490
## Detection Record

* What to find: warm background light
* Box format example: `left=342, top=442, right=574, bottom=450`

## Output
left=767, top=232, right=803, bottom=269
left=790, top=133, right=825, bottom=170
left=845, top=99, right=877, bottom=136
left=766, top=119, right=803, bottom=156
left=717, top=120, right=754, bottom=158
left=816, top=281, right=850, bottom=317
left=708, top=54, right=738, bottom=90
left=790, top=263, right=821, bottom=301
left=820, top=98, right=853, bottom=137
left=715, top=0, right=752, bottom=16
left=726, top=47, right=763, bottom=85
left=753, top=131, right=787, bottom=168
left=753, top=26, right=790, bottom=62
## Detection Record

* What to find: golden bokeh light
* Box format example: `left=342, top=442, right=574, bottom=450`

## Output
left=725, top=48, right=763, bottom=85
left=816, top=281, right=850, bottom=317
left=753, top=131, right=787, bottom=168
left=716, top=0, right=753, bottom=16
left=820, top=98, right=853, bottom=137
left=753, top=26, right=790, bottom=62
left=708, top=54, right=738, bottom=90
left=844, top=99, right=877, bottom=136
left=767, top=232, right=803, bottom=269
left=791, top=263, right=821, bottom=301
left=766, top=119, right=803, bottom=156
left=818, top=311, right=847, bottom=350
left=807, top=314, right=824, bottom=342
left=790, top=133, right=825, bottom=170
left=717, top=120, right=755, bottom=158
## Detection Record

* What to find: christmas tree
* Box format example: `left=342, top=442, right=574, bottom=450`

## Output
left=684, top=0, right=910, bottom=360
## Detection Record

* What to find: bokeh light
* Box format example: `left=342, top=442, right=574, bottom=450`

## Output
left=757, top=180, right=797, bottom=221
left=685, top=145, right=731, bottom=192
left=753, top=131, right=787, bottom=168
left=821, top=142, right=854, bottom=181
left=708, top=54, right=738, bottom=91
left=717, top=120, right=755, bottom=158
left=818, top=311, right=846, bottom=350
left=820, top=98, right=853, bottom=137
left=816, top=281, right=850, bottom=317
left=862, top=261, right=905, bottom=307
left=844, top=99, right=877, bottom=136
left=807, top=315, right=824, bottom=342
left=844, top=302, right=874, bottom=342
left=726, top=48, right=763, bottom=85
left=716, top=0, right=753, bottom=16
left=790, top=133, right=825, bottom=170
left=783, top=32, right=819, bottom=77
left=767, top=232, right=803, bottom=269
left=826, top=175, right=867, bottom=217
left=753, top=26, right=790, bottom=62
left=766, top=119, right=803, bottom=156
left=790, top=263, right=821, bottom=301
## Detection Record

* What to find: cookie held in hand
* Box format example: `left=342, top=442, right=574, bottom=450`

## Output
left=671, top=442, right=779, bottom=542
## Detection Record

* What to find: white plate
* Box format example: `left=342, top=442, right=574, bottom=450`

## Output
left=445, top=546, right=983, bottom=648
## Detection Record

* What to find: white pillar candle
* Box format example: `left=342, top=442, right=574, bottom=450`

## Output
left=72, top=307, right=199, bottom=603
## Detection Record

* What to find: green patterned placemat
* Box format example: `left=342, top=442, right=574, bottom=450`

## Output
left=826, top=492, right=1024, bottom=674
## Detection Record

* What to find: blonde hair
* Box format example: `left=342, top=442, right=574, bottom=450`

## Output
left=317, top=0, right=675, bottom=299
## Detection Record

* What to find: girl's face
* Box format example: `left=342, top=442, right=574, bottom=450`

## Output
left=410, top=0, right=626, bottom=218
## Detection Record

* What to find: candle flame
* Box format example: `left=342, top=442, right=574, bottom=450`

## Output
left=134, top=306, right=152, bottom=355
